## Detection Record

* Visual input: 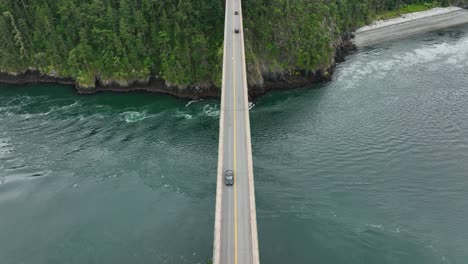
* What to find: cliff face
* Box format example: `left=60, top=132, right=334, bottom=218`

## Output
left=0, top=67, right=330, bottom=99
left=0, top=34, right=355, bottom=99
left=0, top=70, right=75, bottom=86
left=0, top=69, right=220, bottom=99
left=248, top=32, right=356, bottom=97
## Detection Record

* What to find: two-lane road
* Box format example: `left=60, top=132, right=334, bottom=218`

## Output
left=213, top=0, right=259, bottom=263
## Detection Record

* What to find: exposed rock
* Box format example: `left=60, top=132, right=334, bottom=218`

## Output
left=0, top=35, right=356, bottom=100
left=0, top=69, right=74, bottom=86
left=77, top=76, right=221, bottom=99
left=335, top=33, right=357, bottom=64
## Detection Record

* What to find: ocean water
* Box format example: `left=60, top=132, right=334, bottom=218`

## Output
left=1, top=25, right=468, bottom=263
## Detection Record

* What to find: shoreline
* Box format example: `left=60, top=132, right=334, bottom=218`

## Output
left=354, top=7, right=468, bottom=47
left=1, top=7, right=467, bottom=99
left=0, top=65, right=338, bottom=100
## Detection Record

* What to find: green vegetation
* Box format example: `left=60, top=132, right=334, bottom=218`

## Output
left=375, top=1, right=443, bottom=20
left=0, top=0, right=466, bottom=88
left=241, top=0, right=464, bottom=83
left=0, top=0, right=224, bottom=87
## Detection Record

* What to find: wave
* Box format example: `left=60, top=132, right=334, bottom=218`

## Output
left=175, top=111, right=194, bottom=120
left=2, top=100, right=81, bottom=120
left=120, top=111, right=150, bottom=123
left=337, top=35, right=468, bottom=88
left=2, top=169, right=52, bottom=185
left=202, top=104, right=219, bottom=117
left=175, top=103, right=220, bottom=120
left=185, top=99, right=203, bottom=107
left=0, top=137, right=14, bottom=159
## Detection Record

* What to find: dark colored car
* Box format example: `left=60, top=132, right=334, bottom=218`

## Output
left=234, top=11, right=239, bottom=15
left=234, top=28, right=239, bottom=34
left=225, top=170, right=234, bottom=186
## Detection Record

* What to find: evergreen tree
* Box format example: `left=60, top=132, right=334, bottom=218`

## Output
left=0, top=0, right=466, bottom=87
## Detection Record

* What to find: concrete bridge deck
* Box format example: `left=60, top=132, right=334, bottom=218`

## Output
left=212, top=0, right=260, bottom=263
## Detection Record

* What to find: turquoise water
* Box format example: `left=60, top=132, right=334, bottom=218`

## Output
left=1, top=25, right=468, bottom=263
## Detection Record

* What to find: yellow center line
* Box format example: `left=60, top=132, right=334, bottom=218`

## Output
left=232, top=0, right=238, bottom=263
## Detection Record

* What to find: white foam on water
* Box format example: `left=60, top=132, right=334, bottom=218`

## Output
left=120, top=111, right=149, bottom=123
left=368, top=224, right=384, bottom=230
left=337, top=36, right=468, bottom=89
left=202, top=104, right=219, bottom=117
left=185, top=99, right=203, bottom=107
left=91, top=113, right=105, bottom=120
left=4, top=100, right=81, bottom=120
left=175, top=111, right=193, bottom=120
left=0, top=137, right=14, bottom=159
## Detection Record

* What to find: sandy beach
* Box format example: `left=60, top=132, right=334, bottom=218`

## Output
left=353, top=6, right=468, bottom=47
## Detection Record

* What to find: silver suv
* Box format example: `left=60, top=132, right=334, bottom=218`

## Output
left=225, top=170, right=234, bottom=186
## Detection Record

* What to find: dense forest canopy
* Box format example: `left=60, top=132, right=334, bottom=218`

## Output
left=0, top=0, right=465, bottom=88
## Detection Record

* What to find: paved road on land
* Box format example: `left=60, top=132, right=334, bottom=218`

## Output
left=213, top=0, right=259, bottom=263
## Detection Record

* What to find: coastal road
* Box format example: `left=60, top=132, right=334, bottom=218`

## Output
left=212, top=0, right=259, bottom=263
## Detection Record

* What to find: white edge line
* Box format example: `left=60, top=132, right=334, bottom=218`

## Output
left=238, top=1, right=260, bottom=263
left=213, top=0, right=229, bottom=263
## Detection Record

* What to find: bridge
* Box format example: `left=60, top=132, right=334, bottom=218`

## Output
left=212, top=0, right=260, bottom=263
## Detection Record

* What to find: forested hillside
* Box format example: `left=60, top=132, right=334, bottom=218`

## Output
left=0, top=0, right=465, bottom=90
left=0, top=0, right=224, bottom=88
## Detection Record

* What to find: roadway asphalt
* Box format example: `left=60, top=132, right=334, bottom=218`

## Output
left=214, top=0, right=259, bottom=263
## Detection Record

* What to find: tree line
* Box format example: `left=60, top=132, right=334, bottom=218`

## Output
left=0, top=0, right=463, bottom=87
